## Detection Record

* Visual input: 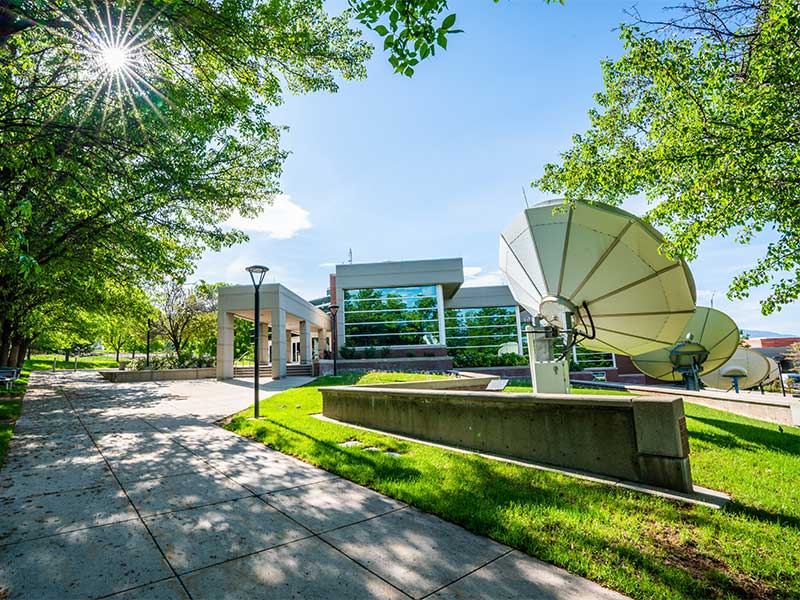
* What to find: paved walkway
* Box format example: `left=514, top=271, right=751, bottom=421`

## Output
left=0, top=371, right=626, bottom=599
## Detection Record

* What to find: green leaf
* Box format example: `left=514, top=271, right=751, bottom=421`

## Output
left=442, top=13, right=456, bottom=30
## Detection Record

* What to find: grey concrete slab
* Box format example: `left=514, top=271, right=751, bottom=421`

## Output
left=1, top=372, right=632, bottom=600
left=220, top=457, right=338, bottom=494
left=12, top=417, right=87, bottom=436
left=322, top=508, right=509, bottom=599
left=144, top=496, right=310, bottom=573
left=94, top=430, right=171, bottom=452
left=265, top=477, right=405, bottom=533
left=181, top=536, right=407, bottom=599
left=0, top=519, right=173, bottom=599
left=0, top=483, right=136, bottom=545
left=106, top=578, right=190, bottom=599
left=428, top=550, right=627, bottom=599
left=0, top=460, right=117, bottom=499
left=108, top=453, right=210, bottom=484
left=2, top=440, right=104, bottom=472
left=83, top=419, right=158, bottom=434
left=124, top=469, right=252, bottom=516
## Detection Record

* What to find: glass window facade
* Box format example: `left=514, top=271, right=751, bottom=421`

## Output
left=445, top=306, right=519, bottom=352
left=572, top=346, right=615, bottom=368
left=343, top=286, right=441, bottom=347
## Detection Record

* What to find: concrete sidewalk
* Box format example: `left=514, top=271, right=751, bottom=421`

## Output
left=0, top=371, right=627, bottom=599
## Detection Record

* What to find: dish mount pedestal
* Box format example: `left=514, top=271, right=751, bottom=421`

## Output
left=524, top=316, right=570, bottom=394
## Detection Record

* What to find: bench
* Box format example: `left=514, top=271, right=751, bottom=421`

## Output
left=0, top=368, right=21, bottom=391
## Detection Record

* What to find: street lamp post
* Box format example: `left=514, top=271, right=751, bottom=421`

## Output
left=329, top=304, right=339, bottom=376
left=145, top=318, right=152, bottom=368
left=246, top=265, right=269, bottom=418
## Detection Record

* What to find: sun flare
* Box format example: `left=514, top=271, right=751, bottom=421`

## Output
left=99, top=44, right=129, bottom=73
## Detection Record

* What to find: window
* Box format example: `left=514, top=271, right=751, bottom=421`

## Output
left=572, top=346, right=615, bottom=368
left=343, top=286, right=441, bottom=347
left=445, top=306, right=519, bottom=352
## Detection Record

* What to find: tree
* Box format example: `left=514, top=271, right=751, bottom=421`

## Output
left=1, top=0, right=559, bottom=359
left=351, top=0, right=562, bottom=77
left=1, top=0, right=371, bottom=361
left=785, top=342, right=800, bottom=372
left=152, top=280, right=217, bottom=358
left=536, top=0, right=800, bottom=315
left=100, top=288, right=155, bottom=362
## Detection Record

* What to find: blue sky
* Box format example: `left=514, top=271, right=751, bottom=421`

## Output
left=195, top=0, right=799, bottom=336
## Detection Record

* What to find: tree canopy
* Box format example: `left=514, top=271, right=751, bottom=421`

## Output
left=1, top=0, right=559, bottom=363
left=537, top=0, right=800, bottom=315
left=1, top=0, right=372, bottom=362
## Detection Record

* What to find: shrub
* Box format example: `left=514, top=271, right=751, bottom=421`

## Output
left=363, top=346, right=377, bottom=359
left=380, top=346, right=392, bottom=358
left=339, top=346, right=356, bottom=359
left=451, top=351, right=529, bottom=368
left=130, top=353, right=215, bottom=370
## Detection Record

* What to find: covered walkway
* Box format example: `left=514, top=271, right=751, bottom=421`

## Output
left=216, top=283, right=330, bottom=379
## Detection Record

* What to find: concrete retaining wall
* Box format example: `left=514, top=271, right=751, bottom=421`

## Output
left=99, top=368, right=216, bottom=383
left=321, top=386, right=693, bottom=492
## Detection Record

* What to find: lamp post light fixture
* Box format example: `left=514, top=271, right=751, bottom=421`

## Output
left=329, top=304, right=339, bottom=376
left=246, top=265, right=269, bottom=418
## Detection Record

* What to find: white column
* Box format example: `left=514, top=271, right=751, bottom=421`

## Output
left=300, top=321, right=312, bottom=364
left=286, top=330, right=293, bottom=364
left=272, top=309, right=287, bottom=379
left=318, top=328, right=329, bottom=355
left=436, top=285, right=446, bottom=345
left=258, top=321, right=269, bottom=364
left=515, top=305, right=524, bottom=355
left=335, top=286, right=346, bottom=349
left=216, top=311, right=234, bottom=379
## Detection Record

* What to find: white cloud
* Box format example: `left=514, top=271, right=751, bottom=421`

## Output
left=462, top=266, right=506, bottom=287
left=225, top=194, right=311, bottom=239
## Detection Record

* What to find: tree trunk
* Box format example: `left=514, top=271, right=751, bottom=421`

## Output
left=65, top=349, right=70, bottom=361
left=131, top=349, right=136, bottom=359
left=115, top=348, right=120, bottom=362
left=0, top=319, right=11, bottom=367
left=16, top=339, right=30, bottom=368
left=8, top=343, right=19, bottom=368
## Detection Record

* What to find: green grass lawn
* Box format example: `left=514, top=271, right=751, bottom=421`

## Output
left=25, top=353, right=119, bottom=371
left=0, top=397, right=22, bottom=466
left=225, top=371, right=799, bottom=599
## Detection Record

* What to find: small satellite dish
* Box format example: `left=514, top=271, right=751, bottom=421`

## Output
left=701, top=347, right=771, bottom=392
left=632, top=307, right=739, bottom=382
left=499, top=199, right=696, bottom=356
left=498, top=341, right=520, bottom=355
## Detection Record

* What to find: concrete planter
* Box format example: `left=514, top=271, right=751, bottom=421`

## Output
left=315, top=356, right=453, bottom=376
left=99, top=367, right=216, bottom=383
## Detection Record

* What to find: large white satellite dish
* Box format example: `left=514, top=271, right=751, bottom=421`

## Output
left=701, top=347, right=771, bottom=391
left=499, top=199, right=696, bottom=356
left=632, top=307, right=739, bottom=382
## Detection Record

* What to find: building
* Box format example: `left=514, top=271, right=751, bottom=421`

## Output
left=742, top=337, right=800, bottom=370
left=216, top=257, right=623, bottom=379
